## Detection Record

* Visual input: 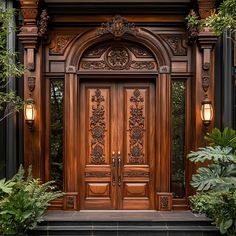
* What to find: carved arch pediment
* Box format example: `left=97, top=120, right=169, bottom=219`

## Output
left=79, top=41, right=158, bottom=72
left=66, top=15, right=170, bottom=68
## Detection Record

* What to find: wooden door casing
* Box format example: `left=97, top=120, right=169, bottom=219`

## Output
left=79, top=81, right=155, bottom=210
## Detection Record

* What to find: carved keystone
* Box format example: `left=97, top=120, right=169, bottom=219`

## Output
left=159, top=65, right=170, bottom=74
left=66, top=65, right=77, bottom=74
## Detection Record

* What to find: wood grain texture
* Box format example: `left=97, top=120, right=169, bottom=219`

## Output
left=19, top=4, right=218, bottom=210
left=79, top=81, right=155, bottom=210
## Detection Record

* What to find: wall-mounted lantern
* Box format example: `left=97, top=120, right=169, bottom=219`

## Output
left=24, top=98, right=36, bottom=130
left=201, top=97, right=213, bottom=128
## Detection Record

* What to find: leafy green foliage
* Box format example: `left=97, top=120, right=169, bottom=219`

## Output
left=188, top=146, right=236, bottom=163
left=188, top=128, right=236, bottom=191
left=190, top=190, right=236, bottom=235
left=191, top=164, right=236, bottom=191
left=205, top=128, right=236, bottom=149
left=188, top=128, right=236, bottom=235
left=171, top=80, right=186, bottom=198
left=0, top=91, right=24, bottom=122
left=206, top=0, right=236, bottom=36
left=0, top=165, right=62, bottom=235
left=0, top=2, right=25, bottom=122
left=185, top=10, right=202, bottom=30
left=50, top=80, right=64, bottom=191
left=186, top=0, right=236, bottom=39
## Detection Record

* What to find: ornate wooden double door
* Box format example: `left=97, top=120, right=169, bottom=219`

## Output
left=79, top=81, right=155, bottom=209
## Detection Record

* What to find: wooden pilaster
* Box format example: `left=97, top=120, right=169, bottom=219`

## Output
left=18, top=0, right=46, bottom=178
left=156, top=66, right=173, bottom=210
left=63, top=66, right=79, bottom=210
left=188, top=1, right=218, bottom=196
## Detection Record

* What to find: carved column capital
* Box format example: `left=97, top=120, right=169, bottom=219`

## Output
left=18, top=0, right=42, bottom=48
left=19, top=0, right=40, bottom=25
left=197, top=29, right=218, bottom=50
left=18, top=1, right=47, bottom=71
left=197, top=0, right=216, bottom=19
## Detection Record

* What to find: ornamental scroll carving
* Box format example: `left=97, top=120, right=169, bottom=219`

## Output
left=49, top=35, right=75, bottom=55
left=85, top=172, right=111, bottom=177
left=97, top=15, right=138, bottom=38
left=38, top=9, right=50, bottom=37
left=79, top=42, right=157, bottom=71
left=128, top=89, right=145, bottom=164
left=202, top=62, right=210, bottom=93
left=124, top=171, right=149, bottom=177
left=160, top=35, right=187, bottom=56
left=90, top=89, right=106, bottom=164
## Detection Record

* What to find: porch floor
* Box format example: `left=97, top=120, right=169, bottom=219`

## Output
left=45, top=210, right=211, bottom=222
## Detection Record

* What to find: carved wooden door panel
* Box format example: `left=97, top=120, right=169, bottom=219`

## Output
left=117, top=83, right=155, bottom=209
left=79, top=81, right=155, bottom=210
left=80, top=82, right=118, bottom=209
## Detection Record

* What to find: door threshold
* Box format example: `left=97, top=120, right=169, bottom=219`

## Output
left=80, top=210, right=157, bottom=212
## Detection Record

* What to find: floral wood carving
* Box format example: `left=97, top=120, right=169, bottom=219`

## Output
left=129, top=89, right=145, bottom=164
left=49, top=35, right=75, bottom=55
left=160, top=35, right=187, bottom=56
left=80, top=43, right=157, bottom=71
left=38, top=9, right=50, bottom=37
left=90, top=89, right=106, bottom=164
left=66, top=196, right=75, bottom=209
left=81, top=60, right=155, bottom=71
left=124, top=171, right=149, bottom=177
left=85, top=172, right=111, bottom=177
left=97, top=15, right=138, bottom=38
left=202, top=62, right=210, bottom=93
left=160, top=196, right=169, bottom=209
left=105, top=47, right=130, bottom=69
left=85, top=46, right=108, bottom=58
left=129, top=46, right=152, bottom=57
left=81, top=61, right=106, bottom=70
left=28, top=77, right=36, bottom=92
left=27, top=62, right=35, bottom=71
left=130, top=61, right=155, bottom=70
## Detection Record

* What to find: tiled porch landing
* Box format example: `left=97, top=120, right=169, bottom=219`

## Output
left=30, top=210, right=220, bottom=236
left=45, top=210, right=212, bottom=221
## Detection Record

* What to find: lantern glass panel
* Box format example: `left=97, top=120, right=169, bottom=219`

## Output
left=201, top=103, right=213, bottom=122
left=25, top=103, right=35, bottom=121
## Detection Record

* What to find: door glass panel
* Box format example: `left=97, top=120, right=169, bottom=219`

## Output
left=171, top=79, right=186, bottom=198
left=50, top=79, right=64, bottom=191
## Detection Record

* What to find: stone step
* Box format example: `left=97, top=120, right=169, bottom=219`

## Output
left=29, top=211, right=220, bottom=236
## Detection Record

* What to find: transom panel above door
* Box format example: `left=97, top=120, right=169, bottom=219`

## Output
left=79, top=81, right=155, bottom=210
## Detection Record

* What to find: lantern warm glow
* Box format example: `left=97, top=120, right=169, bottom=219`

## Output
left=201, top=99, right=213, bottom=126
left=24, top=99, right=36, bottom=128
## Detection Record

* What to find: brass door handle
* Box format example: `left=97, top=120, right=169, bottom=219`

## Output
left=112, top=151, right=116, bottom=168
left=117, top=151, right=121, bottom=187
left=112, top=151, right=116, bottom=186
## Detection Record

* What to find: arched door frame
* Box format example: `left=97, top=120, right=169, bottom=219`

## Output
left=62, top=19, right=173, bottom=211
